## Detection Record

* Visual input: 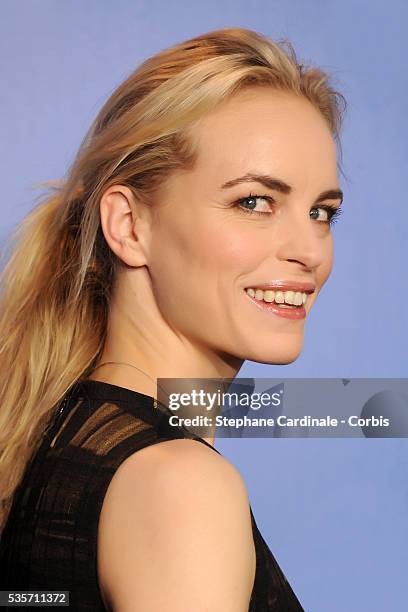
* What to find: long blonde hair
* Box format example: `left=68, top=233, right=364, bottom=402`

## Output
left=0, top=27, right=346, bottom=531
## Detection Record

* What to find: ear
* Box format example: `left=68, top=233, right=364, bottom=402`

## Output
left=99, top=184, right=152, bottom=267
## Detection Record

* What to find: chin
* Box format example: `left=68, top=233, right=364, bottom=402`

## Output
left=271, top=353, right=301, bottom=365
left=245, top=346, right=302, bottom=366
left=266, top=353, right=301, bottom=366
left=242, top=335, right=304, bottom=366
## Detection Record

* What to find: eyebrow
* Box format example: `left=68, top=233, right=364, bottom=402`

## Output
left=220, top=172, right=343, bottom=205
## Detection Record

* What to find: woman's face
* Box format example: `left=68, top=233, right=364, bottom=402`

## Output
left=146, top=88, right=342, bottom=365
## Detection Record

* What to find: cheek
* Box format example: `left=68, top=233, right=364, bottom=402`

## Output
left=202, top=227, right=263, bottom=275
left=197, top=217, right=268, bottom=274
left=152, top=217, right=261, bottom=290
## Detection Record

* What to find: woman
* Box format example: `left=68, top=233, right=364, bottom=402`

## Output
left=0, top=27, right=346, bottom=610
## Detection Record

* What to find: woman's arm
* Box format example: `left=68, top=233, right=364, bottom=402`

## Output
left=97, top=438, right=256, bottom=611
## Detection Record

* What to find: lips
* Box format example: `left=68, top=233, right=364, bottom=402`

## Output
left=245, top=280, right=315, bottom=294
left=244, top=291, right=307, bottom=320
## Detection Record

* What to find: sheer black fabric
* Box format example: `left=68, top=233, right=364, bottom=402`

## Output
left=0, top=379, right=304, bottom=611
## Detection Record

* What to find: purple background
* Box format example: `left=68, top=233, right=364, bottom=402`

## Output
left=1, top=1, right=407, bottom=609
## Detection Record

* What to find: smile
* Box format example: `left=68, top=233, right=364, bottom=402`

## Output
left=246, top=288, right=308, bottom=305
left=244, top=288, right=308, bottom=320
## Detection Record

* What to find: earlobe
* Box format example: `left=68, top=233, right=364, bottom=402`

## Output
left=99, top=185, right=149, bottom=268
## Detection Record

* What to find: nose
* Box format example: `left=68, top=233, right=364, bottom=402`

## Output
left=274, top=209, right=331, bottom=271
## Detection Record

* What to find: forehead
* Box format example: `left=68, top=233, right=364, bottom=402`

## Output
left=187, top=88, right=338, bottom=188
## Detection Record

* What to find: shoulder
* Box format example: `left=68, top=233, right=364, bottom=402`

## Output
left=101, top=437, right=248, bottom=502
left=97, top=438, right=256, bottom=611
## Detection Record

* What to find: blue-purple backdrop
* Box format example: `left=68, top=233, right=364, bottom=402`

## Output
left=1, top=1, right=407, bottom=610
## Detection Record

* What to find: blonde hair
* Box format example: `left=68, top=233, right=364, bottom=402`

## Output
left=0, top=27, right=346, bottom=531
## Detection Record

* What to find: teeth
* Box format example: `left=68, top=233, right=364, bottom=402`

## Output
left=245, top=287, right=309, bottom=305
left=294, top=292, right=303, bottom=306
left=284, top=290, right=295, bottom=304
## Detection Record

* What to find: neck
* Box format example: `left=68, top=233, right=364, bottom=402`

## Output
left=90, top=271, right=245, bottom=447
left=102, top=273, right=244, bottom=381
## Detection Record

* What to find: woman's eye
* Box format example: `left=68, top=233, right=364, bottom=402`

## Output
left=310, top=207, right=330, bottom=222
left=234, top=194, right=274, bottom=216
left=234, top=194, right=343, bottom=227
left=310, top=205, right=343, bottom=226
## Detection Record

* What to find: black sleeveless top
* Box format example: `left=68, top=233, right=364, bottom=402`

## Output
left=0, top=379, right=304, bottom=611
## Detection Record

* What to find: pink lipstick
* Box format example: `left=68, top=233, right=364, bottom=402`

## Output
left=243, top=280, right=315, bottom=320
left=246, top=280, right=316, bottom=294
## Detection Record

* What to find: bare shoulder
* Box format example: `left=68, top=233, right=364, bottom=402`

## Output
left=97, top=438, right=256, bottom=611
